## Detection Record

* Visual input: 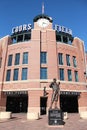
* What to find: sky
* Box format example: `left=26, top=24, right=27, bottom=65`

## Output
left=0, top=0, right=87, bottom=51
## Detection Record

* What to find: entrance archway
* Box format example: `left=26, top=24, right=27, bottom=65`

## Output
left=60, top=95, right=78, bottom=113
left=6, top=94, right=28, bottom=113
left=40, top=97, right=48, bottom=115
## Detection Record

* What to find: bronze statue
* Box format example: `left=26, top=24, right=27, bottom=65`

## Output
left=49, top=78, right=60, bottom=109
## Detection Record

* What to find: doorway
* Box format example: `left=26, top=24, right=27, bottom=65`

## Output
left=6, top=95, right=28, bottom=113
left=60, top=95, right=78, bottom=113
left=40, top=97, right=48, bottom=115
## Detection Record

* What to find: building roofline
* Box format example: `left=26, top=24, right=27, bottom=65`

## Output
left=0, top=35, right=10, bottom=40
left=33, top=14, right=53, bottom=23
left=74, top=37, right=84, bottom=43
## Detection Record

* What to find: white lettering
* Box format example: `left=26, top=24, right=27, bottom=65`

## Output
left=19, top=25, right=22, bottom=32
left=59, top=25, right=61, bottom=31
left=15, top=26, right=19, bottom=33
left=27, top=24, right=32, bottom=30
left=12, top=23, right=32, bottom=34
left=12, top=27, right=15, bottom=34
left=55, top=25, right=61, bottom=32
left=61, top=26, right=65, bottom=32
left=54, top=24, right=72, bottom=35
left=23, top=24, right=27, bottom=31
left=54, top=24, right=58, bottom=31
left=68, top=29, right=72, bottom=35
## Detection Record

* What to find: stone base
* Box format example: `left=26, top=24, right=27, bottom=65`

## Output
left=80, top=111, right=87, bottom=119
left=63, top=112, right=68, bottom=120
left=0, top=112, right=12, bottom=120
left=48, top=109, right=64, bottom=125
left=27, top=112, right=39, bottom=120
left=0, top=106, right=6, bottom=111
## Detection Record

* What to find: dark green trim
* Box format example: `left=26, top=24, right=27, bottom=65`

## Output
left=11, top=32, right=31, bottom=44
left=33, top=14, right=53, bottom=23
left=56, top=31, right=74, bottom=44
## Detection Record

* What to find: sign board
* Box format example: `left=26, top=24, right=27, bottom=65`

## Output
left=54, top=24, right=72, bottom=35
left=4, top=91, right=28, bottom=95
left=48, top=109, right=64, bottom=125
left=12, top=24, right=32, bottom=34
left=60, top=91, right=80, bottom=95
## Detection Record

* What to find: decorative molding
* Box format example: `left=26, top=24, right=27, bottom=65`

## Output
left=2, top=88, right=87, bottom=93
left=3, top=79, right=87, bottom=86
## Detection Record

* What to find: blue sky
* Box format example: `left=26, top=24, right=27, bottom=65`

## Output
left=0, top=0, right=87, bottom=51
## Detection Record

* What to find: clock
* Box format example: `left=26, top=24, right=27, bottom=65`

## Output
left=37, top=18, right=49, bottom=28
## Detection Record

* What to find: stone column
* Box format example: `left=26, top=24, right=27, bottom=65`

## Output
left=0, top=91, right=6, bottom=111
left=78, top=92, right=87, bottom=119
left=27, top=90, right=42, bottom=120
left=78, top=92, right=87, bottom=112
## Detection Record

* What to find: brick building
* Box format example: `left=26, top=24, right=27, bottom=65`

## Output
left=0, top=14, right=87, bottom=116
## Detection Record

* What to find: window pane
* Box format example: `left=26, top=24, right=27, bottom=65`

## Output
left=22, top=52, right=28, bottom=64
left=12, top=36, right=17, bottom=44
left=58, top=53, right=63, bottom=65
left=6, top=70, right=11, bottom=81
left=15, top=53, right=20, bottom=65
left=22, top=68, right=28, bottom=80
left=24, top=33, right=31, bottom=41
left=17, top=35, right=23, bottom=42
left=73, top=56, right=77, bottom=67
left=8, top=55, right=13, bottom=66
left=56, top=35, right=61, bottom=42
left=68, top=37, right=72, bottom=44
left=40, top=52, right=47, bottom=64
left=63, top=36, right=68, bottom=43
left=40, top=68, right=47, bottom=79
left=59, top=68, right=64, bottom=80
left=75, top=71, right=79, bottom=82
left=67, top=69, right=72, bottom=81
left=13, top=69, right=19, bottom=81
left=66, top=54, right=70, bottom=66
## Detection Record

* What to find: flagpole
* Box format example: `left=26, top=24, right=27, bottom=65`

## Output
left=42, top=2, right=44, bottom=14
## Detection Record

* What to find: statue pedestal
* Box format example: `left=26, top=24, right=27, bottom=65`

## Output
left=48, top=109, right=64, bottom=125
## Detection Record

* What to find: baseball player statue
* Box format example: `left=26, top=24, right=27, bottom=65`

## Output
left=49, top=78, right=60, bottom=109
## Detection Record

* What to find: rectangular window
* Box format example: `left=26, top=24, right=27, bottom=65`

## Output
left=22, top=68, right=28, bottom=80
left=58, top=53, right=63, bottom=65
left=56, top=35, right=61, bottom=42
left=66, top=54, right=71, bottom=66
left=0, top=57, right=2, bottom=68
left=24, top=33, right=31, bottom=41
left=68, top=37, right=72, bottom=44
left=15, top=53, right=20, bottom=65
left=40, top=52, right=47, bottom=64
left=67, top=69, right=72, bottom=81
left=6, top=69, right=11, bottom=81
left=22, top=52, right=28, bottom=64
left=40, top=68, right=47, bottom=79
left=13, top=68, right=19, bottom=81
left=12, top=36, right=17, bottom=44
left=8, top=54, right=13, bottom=66
left=74, top=71, right=79, bottom=82
left=73, top=56, right=77, bottom=67
left=63, top=36, right=68, bottom=43
left=59, top=68, right=64, bottom=80
left=17, top=35, right=23, bottom=42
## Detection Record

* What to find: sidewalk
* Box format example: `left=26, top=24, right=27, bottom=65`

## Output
left=0, top=113, right=87, bottom=130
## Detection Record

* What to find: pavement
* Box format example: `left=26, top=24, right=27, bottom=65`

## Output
left=0, top=113, right=87, bottom=130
